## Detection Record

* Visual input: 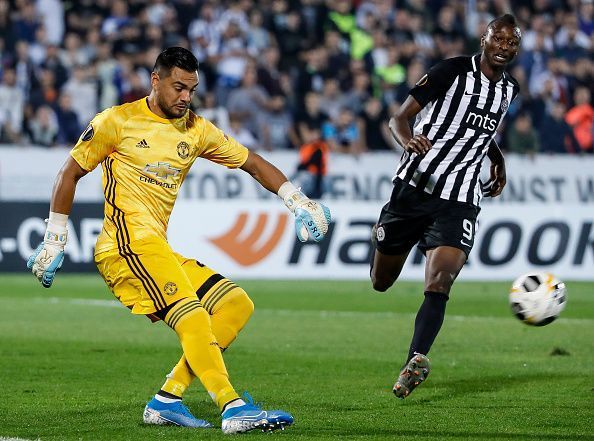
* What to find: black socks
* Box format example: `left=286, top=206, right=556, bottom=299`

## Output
left=406, top=291, right=449, bottom=362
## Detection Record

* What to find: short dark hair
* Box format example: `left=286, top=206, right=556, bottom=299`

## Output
left=487, top=14, right=519, bottom=33
left=153, top=47, right=199, bottom=77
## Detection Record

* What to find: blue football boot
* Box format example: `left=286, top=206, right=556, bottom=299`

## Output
left=221, top=393, right=294, bottom=434
left=143, top=397, right=212, bottom=428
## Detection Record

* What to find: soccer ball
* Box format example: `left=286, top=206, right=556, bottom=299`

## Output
left=509, top=272, right=567, bottom=326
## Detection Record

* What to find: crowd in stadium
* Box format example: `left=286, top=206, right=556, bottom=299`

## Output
left=0, top=0, right=592, bottom=155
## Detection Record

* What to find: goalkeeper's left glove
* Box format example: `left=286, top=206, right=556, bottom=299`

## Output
left=27, top=212, right=68, bottom=288
left=278, top=181, right=331, bottom=242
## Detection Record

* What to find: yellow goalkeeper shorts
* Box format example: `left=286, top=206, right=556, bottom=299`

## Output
left=95, top=236, right=226, bottom=319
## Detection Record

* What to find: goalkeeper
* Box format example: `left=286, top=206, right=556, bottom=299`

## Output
left=27, top=47, right=330, bottom=434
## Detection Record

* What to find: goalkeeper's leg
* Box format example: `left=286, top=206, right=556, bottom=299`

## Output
left=161, top=284, right=254, bottom=398
left=161, top=297, right=241, bottom=410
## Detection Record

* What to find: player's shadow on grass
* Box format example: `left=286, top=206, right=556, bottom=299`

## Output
left=424, top=372, right=569, bottom=401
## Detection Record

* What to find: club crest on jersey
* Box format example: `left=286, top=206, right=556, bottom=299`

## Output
left=81, top=124, right=94, bottom=141
left=164, top=282, right=178, bottom=295
left=177, top=141, right=190, bottom=159
left=376, top=226, right=386, bottom=242
left=501, top=98, right=509, bottom=113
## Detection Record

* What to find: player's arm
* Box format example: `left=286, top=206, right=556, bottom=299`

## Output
left=390, top=58, right=464, bottom=155
left=388, top=96, right=432, bottom=155
left=240, top=150, right=331, bottom=242
left=28, top=110, right=118, bottom=287
left=27, top=157, right=88, bottom=287
left=483, top=139, right=506, bottom=197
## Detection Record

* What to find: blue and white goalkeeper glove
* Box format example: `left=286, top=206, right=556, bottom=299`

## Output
left=278, top=182, right=331, bottom=242
left=27, top=212, right=68, bottom=288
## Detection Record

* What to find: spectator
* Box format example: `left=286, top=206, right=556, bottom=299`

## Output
left=392, top=58, right=426, bottom=106
left=226, top=64, right=269, bottom=138
left=555, top=13, right=591, bottom=62
left=507, top=112, right=540, bottom=156
left=259, top=95, right=292, bottom=150
left=28, top=68, right=59, bottom=110
left=539, top=101, right=581, bottom=153
left=579, top=0, right=594, bottom=36
left=565, top=86, right=594, bottom=153
left=95, top=42, right=119, bottom=110
left=0, top=68, right=24, bottom=143
left=212, top=20, right=250, bottom=105
left=36, top=0, right=64, bottom=45
left=256, top=45, right=286, bottom=97
left=246, top=9, right=271, bottom=56
left=322, top=107, right=362, bottom=154
left=318, top=78, right=344, bottom=122
left=62, top=65, right=97, bottom=126
left=13, top=40, right=37, bottom=99
left=121, top=70, right=149, bottom=104
left=28, top=26, right=48, bottom=66
left=324, top=30, right=351, bottom=89
left=292, top=91, right=330, bottom=147
left=196, top=91, right=230, bottom=133
left=26, top=104, right=58, bottom=146
left=294, top=46, right=329, bottom=111
left=60, top=32, right=89, bottom=70
left=227, top=112, right=257, bottom=150
left=293, top=122, right=329, bottom=199
left=358, top=97, right=393, bottom=152
left=101, top=0, right=131, bottom=39
left=342, top=71, right=371, bottom=116
left=13, top=1, right=41, bottom=43
left=55, top=92, right=80, bottom=145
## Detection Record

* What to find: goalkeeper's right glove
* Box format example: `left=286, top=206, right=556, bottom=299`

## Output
left=27, top=212, right=68, bottom=288
left=278, top=181, right=331, bottom=242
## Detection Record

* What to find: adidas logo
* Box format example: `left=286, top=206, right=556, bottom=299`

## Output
left=136, top=139, right=150, bottom=148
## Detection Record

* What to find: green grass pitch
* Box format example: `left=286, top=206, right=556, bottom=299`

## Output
left=0, top=274, right=592, bottom=440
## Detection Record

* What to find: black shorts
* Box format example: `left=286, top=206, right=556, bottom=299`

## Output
left=374, top=179, right=480, bottom=257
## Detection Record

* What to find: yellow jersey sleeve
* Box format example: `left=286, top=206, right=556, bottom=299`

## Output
left=198, top=118, right=249, bottom=168
left=70, top=108, right=121, bottom=172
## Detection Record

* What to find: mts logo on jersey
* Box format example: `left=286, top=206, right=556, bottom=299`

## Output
left=463, top=110, right=499, bottom=134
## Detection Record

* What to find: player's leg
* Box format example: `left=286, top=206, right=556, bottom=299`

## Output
left=96, top=238, right=235, bottom=427
left=407, top=245, right=467, bottom=361
left=163, top=300, right=293, bottom=433
left=180, top=257, right=255, bottom=351
left=393, top=246, right=466, bottom=399
left=370, top=179, right=428, bottom=292
left=159, top=259, right=254, bottom=406
left=394, top=203, right=478, bottom=399
left=155, top=254, right=291, bottom=433
left=370, top=248, right=409, bottom=292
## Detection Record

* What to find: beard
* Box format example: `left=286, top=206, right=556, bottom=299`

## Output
left=158, top=96, right=188, bottom=119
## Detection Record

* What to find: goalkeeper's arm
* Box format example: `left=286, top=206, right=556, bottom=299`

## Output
left=27, top=157, right=88, bottom=287
left=240, top=151, right=331, bottom=242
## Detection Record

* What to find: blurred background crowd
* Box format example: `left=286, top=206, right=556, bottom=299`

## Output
left=0, top=0, right=592, bottom=157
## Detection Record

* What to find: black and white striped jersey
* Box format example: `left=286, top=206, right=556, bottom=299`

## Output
left=395, top=54, right=519, bottom=206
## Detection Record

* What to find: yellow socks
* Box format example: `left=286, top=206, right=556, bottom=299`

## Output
left=163, top=297, right=239, bottom=410
left=207, top=287, right=254, bottom=350
left=160, top=288, right=254, bottom=408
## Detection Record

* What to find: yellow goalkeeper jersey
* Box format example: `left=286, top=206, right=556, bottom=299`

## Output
left=70, top=97, right=249, bottom=255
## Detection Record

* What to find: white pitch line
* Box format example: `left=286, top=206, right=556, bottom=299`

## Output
left=0, top=437, right=40, bottom=441
left=33, top=296, right=121, bottom=308
left=256, top=307, right=593, bottom=324
left=27, top=297, right=593, bottom=324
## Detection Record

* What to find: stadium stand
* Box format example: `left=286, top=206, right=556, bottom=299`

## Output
left=0, top=0, right=592, bottom=154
